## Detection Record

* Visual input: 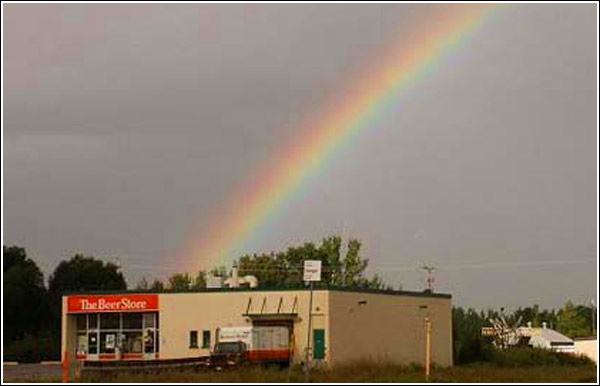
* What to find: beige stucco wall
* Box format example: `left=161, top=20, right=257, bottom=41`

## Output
left=574, top=339, right=597, bottom=363
left=158, top=289, right=329, bottom=364
left=327, top=291, right=453, bottom=367
left=61, top=297, right=78, bottom=362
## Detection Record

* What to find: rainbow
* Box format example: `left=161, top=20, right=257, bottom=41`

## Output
left=181, top=4, right=500, bottom=270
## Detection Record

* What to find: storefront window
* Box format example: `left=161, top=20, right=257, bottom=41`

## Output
left=89, top=314, right=99, bottom=330
left=77, top=333, right=87, bottom=355
left=76, top=315, right=87, bottom=331
left=123, top=313, right=143, bottom=330
left=143, top=313, right=155, bottom=328
left=123, top=332, right=143, bottom=353
left=74, top=312, right=158, bottom=358
left=100, top=314, right=120, bottom=330
left=100, top=332, right=117, bottom=354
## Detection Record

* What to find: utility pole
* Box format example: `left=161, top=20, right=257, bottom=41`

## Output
left=425, top=314, right=432, bottom=382
left=418, top=304, right=432, bottom=381
left=421, top=265, right=435, bottom=293
left=303, top=260, right=321, bottom=383
left=305, top=280, right=314, bottom=382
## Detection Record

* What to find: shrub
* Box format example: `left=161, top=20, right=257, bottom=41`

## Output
left=4, top=334, right=44, bottom=363
left=3, top=333, right=60, bottom=363
left=481, top=346, right=594, bottom=367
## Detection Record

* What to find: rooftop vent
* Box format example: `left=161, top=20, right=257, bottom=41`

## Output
left=224, top=265, right=258, bottom=288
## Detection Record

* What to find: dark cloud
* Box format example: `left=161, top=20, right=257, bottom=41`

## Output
left=3, top=4, right=596, bottom=308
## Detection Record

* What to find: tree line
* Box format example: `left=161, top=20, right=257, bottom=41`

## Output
left=135, top=236, right=389, bottom=291
left=3, top=238, right=596, bottom=363
left=3, top=246, right=127, bottom=362
left=453, top=302, right=596, bottom=364
left=3, top=236, right=384, bottom=361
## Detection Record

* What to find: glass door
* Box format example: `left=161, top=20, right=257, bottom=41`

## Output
left=75, top=314, right=87, bottom=360
left=99, top=313, right=119, bottom=359
left=87, top=314, right=99, bottom=360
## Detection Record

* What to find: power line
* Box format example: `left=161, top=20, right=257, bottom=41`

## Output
left=119, top=258, right=595, bottom=274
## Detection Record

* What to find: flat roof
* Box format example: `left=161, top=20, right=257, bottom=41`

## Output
left=62, top=285, right=451, bottom=299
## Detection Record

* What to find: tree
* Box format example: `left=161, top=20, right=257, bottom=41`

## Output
left=4, top=245, right=29, bottom=271
left=514, top=305, right=541, bottom=327
left=167, top=273, right=192, bottom=291
left=135, top=277, right=149, bottom=290
left=149, top=279, right=165, bottom=291
left=557, top=301, right=592, bottom=338
left=238, top=252, right=289, bottom=287
left=452, top=306, right=490, bottom=364
left=209, top=266, right=228, bottom=278
left=574, top=304, right=595, bottom=335
left=539, top=308, right=558, bottom=330
left=237, top=236, right=387, bottom=289
left=47, top=254, right=127, bottom=337
left=191, top=271, right=207, bottom=290
left=3, top=246, right=49, bottom=342
left=48, top=254, right=127, bottom=297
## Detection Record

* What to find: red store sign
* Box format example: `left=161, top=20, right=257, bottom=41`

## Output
left=67, top=294, right=159, bottom=313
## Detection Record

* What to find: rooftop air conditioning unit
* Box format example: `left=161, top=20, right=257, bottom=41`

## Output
left=224, top=266, right=258, bottom=288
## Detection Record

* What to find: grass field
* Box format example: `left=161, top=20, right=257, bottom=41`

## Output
left=76, top=361, right=597, bottom=383
left=5, top=361, right=597, bottom=383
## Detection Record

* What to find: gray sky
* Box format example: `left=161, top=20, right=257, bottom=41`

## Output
left=3, top=3, right=597, bottom=309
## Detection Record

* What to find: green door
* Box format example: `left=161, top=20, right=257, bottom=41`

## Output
left=313, top=329, right=325, bottom=360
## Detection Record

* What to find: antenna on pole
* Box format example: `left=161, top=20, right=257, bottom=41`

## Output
left=333, top=221, right=348, bottom=286
left=421, top=265, right=435, bottom=293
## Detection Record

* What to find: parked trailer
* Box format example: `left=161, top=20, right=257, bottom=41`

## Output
left=210, top=326, right=291, bottom=367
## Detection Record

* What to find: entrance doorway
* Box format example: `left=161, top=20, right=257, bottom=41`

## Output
left=74, top=312, right=159, bottom=361
left=313, top=329, right=325, bottom=360
left=247, top=317, right=297, bottom=365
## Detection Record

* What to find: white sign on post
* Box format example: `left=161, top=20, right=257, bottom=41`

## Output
left=303, top=260, right=322, bottom=282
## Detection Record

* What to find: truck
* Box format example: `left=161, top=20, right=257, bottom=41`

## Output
left=208, top=326, right=291, bottom=369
